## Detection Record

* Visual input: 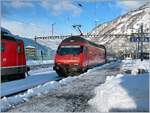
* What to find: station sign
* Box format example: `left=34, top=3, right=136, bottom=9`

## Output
left=130, top=37, right=149, bottom=42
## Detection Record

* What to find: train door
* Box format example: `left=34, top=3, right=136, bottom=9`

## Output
left=17, top=41, right=22, bottom=66
left=16, top=41, right=23, bottom=76
left=17, top=41, right=25, bottom=69
left=83, top=46, right=88, bottom=67
left=17, top=40, right=27, bottom=76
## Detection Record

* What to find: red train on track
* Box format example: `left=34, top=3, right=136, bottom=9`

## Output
left=53, top=36, right=106, bottom=77
left=1, top=30, right=29, bottom=82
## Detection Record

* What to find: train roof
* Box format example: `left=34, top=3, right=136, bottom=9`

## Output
left=62, top=36, right=106, bottom=49
left=1, top=31, right=22, bottom=42
left=1, top=27, right=12, bottom=35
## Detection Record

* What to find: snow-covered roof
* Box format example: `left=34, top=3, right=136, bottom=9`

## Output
left=25, top=45, right=36, bottom=49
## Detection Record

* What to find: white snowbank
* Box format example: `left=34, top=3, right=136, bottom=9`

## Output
left=27, top=60, right=54, bottom=66
left=131, top=59, right=149, bottom=75
left=89, top=73, right=149, bottom=112
left=0, top=76, right=78, bottom=112
left=121, top=58, right=135, bottom=71
left=89, top=59, right=149, bottom=112
left=122, top=59, right=149, bottom=74
left=1, top=69, right=57, bottom=97
left=87, top=60, right=121, bottom=73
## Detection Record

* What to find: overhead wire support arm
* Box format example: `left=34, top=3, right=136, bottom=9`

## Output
left=72, top=24, right=83, bottom=36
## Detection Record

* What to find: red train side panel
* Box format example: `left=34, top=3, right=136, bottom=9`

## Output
left=53, top=36, right=106, bottom=77
left=1, top=33, right=29, bottom=80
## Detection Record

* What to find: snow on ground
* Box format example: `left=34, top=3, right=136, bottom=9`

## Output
left=28, top=66, right=53, bottom=76
left=121, top=58, right=149, bottom=73
left=27, top=60, right=54, bottom=66
left=0, top=76, right=78, bottom=112
left=0, top=61, right=118, bottom=112
left=121, top=57, right=135, bottom=71
left=86, top=60, right=121, bottom=73
left=88, top=59, right=149, bottom=112
left=1, top=67, right=58, bottom=97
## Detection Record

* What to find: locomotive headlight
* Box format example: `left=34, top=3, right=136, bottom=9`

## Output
left=74, top=63, right=79, bottom=66
left=56, top=66, right=59, bottom=69
left=57, top=63, right=61, bottom=65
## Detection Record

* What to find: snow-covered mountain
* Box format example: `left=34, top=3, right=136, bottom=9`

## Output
left=90, top=3, right=150, bottom=56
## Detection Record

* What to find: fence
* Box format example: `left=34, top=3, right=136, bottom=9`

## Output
left=34, top=33, right=149, bottom=59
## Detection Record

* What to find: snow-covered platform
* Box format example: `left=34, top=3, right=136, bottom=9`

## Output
left=1, top=67, right=58, bottom=97
left=1, top=61, right=121, bottom=112
left=1, top=59, right=149, bottom=112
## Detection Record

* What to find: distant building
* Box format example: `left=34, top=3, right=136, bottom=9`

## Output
left=25, top=46, right=37, bottom=60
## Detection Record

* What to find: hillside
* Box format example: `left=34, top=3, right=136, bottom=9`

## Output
left=1, top=27, right=55, bottom=60
left=90, top=3, right=150, bottom=56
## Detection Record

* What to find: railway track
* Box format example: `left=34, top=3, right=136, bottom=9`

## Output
left=1, top=76, right=62, bottom=98
left=1, top=64, right=59, bottom=98
left=1, top=61, right=116, bottom=98
left=28, top=63, right=54, bottom=70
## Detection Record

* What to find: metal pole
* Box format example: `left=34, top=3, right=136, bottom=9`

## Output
left=52, top=23, right=56, bottom=36
left=34, top=36, right=37, bottom=42
left=34, top=36, right=38, bottom=60
left=137, top=30, right=140, bottom=59
left=52, top=24, right=54, bottom=36
left=140, top=24, right=144, bottom=61
left=72, top=24, right=82, bottom=35
left=94, top=0, right=97, bottom=35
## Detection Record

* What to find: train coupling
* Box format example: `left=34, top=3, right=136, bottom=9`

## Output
left=27, top=66, right=30, bottom=71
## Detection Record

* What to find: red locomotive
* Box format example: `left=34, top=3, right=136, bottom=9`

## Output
left=53, top=36, right=106, bottom=77
left=1, top=31, right=29, bottom=82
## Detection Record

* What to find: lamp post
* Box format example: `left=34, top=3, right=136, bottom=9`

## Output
left=140, top=24, right=144, bottom=61
left=52, top=23, right=56, bottom=36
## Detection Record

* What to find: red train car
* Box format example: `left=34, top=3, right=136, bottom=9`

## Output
left=53, top=36, right=106, bottom=77
left=1, top=31, right=29, bottom=82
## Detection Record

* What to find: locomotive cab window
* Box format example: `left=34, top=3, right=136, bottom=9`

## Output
left=58, top=45, right=83, bottom=55
left=1, top=42, right=5, bottom=52
left=83, top=47, right=88, bottom=53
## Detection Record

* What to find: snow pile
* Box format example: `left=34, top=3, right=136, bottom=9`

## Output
left=89, top=59, right=149, bottom=112
left=1, top=76, right=77, bottom=112
left=131, top=59, right=149, bottom=74
left=87, top=60, right=121, bottom=73
left=122, top=59, right=149, bottom=75
left=27, top=60, right=54, bottom=66
left=89, top=73, right=149, bottom=112
left=121, top=58, right=135, bottom=71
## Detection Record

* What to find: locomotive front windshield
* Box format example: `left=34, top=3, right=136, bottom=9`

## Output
left=58, top=45, right=83, bottom=55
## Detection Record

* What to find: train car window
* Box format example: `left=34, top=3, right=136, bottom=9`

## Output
left=80, top=46, right=83, bottom=53
left=83, top=47, right=88, bottom=53
left=18, top=44, right=21, bottom=54
left=1, top=42, right=5, bottom=52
